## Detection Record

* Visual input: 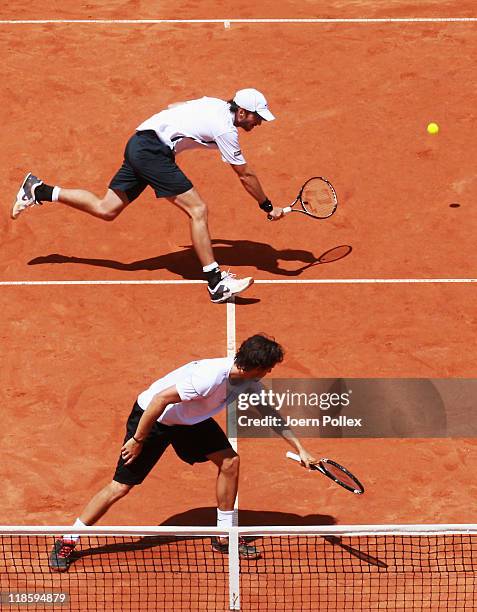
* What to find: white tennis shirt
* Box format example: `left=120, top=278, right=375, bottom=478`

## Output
left=136, top=97, right=246, bottom=165
left=137, top=357, right=251, bottom=426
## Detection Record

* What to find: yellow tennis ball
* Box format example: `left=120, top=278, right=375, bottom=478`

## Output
left=427, top=122, right=439, bottom=135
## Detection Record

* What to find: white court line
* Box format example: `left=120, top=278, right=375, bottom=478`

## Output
left=227, top=300, right=238, bottom=454
left=0, top=278, right=476, bottom=286
left=226, top=299, right=239, bottom=521
left=226, top=300, right=236, bottom=357
left=0, top=18, right=476, bottom=24
left=256, top=278, right=477, bottom=284
left=0, top=280, right=203, bottom=286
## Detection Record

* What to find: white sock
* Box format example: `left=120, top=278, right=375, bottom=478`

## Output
left=52, top=186, right=61, bottom=202
left=203, top=261, right=219, bottom=273
left=63, top=517, right=86, bottom=542
left=217, top=509, right=234, bottom=539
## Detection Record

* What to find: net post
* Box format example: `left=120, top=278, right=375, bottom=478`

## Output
left=228, top=526, right=241, bottom=610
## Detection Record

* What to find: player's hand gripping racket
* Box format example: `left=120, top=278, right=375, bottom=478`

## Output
left=286, top=451, right=364, bottom=495
left=271, top=176, right=338, bottom=220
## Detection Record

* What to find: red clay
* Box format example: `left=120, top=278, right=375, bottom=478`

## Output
left=2, top=12, right=476, bottom=610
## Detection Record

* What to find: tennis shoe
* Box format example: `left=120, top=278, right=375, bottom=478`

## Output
left=211, top=536, right=261, bottom=560
left=208, top=271, right=253, bottom=303
left=11, top=172, right=43, bottom=219
left=49, top=538, right=77, bottom=572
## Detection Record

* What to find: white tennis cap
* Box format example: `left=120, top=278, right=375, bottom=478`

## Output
left=233, top=88, right=275, bottom=121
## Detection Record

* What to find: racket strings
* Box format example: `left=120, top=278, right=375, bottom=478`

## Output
left=324, top=464, right=358, bottom=488
left=301, top=179, right=337, bottom=218
left=320, top=460, right=364, bottom=493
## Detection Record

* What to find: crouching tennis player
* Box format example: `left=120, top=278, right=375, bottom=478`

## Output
left=49, top=334, right=316, bottom=570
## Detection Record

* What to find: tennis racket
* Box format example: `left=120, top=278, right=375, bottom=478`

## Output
left=273, top=177, right=338, bottom=220
left=286, top=451, right=364, bottom=495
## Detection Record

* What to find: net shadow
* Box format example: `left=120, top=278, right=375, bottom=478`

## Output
left=71, top=534, right=204, bottom=562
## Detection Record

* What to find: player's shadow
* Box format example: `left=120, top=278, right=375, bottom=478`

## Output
left=28, top=239, right=352, bottom=279
left=160, top=507, right=335, bottom=526
left=70, top=507, right=335, bottom=563
left=69, top=508, right=387, bottom=570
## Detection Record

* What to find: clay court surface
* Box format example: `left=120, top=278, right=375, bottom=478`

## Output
left=1, top=2, right=477, bottom=608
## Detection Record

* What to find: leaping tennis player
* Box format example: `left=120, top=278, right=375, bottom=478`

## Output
left=12, top=89, right=284, bottom=303
left=49, top=334, right=316, bottom=570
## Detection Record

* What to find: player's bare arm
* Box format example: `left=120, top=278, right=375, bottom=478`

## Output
left=281, top=431, right=317, bottom=468
left=231, top=163, right=283, bottom=220
left=120, top=385, right=181, bottom=465
left=253, top=399, right=316, bottom=467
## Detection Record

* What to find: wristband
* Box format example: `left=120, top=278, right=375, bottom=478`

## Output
left=132, top=435, right=143, bottom=444
left=259, top=198, right=273, bottom=213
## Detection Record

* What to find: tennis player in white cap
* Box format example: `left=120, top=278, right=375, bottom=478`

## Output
left=12, top=88, right=283, bottom=303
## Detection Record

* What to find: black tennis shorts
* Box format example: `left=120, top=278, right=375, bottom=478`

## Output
left=109, top=130, right=194, bottom=202
left=113, top=402, right=233, bottom=485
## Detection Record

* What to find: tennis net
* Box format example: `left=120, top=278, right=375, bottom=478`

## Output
left=0, top=525, right=476, bottom=610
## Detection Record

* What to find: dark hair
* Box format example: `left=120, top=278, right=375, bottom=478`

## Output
left=228, top=99, right=239, bottom=114
left=228, top=99, right=259, bottom=118
left=234, top=334, right=284, bottom=371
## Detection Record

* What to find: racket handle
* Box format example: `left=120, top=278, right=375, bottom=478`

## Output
left=286, top=451, right=301, bottom=463
left=268, top=206, right=292, bottom=221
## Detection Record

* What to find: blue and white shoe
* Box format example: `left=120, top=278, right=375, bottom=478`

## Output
left=208, top=270, right=254, bottom=303
left=11, top=172, right=43, bottom=219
